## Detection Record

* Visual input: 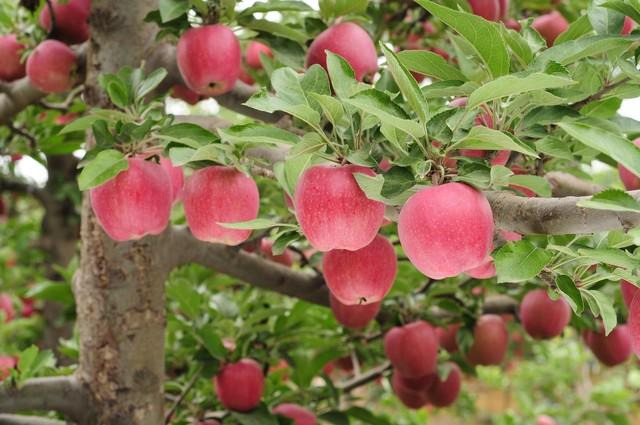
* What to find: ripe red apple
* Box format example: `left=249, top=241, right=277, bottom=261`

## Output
left=384, top=320, right=438, bottom=378
left=628, top=293, right=640, bottom=357
left=323, top=235, right=397, bottom=305
left=0, top=35, right=26, bottom=82
left=391, top=370, right=431, bottom=409
left=498, top=0, right=509, bottom=20
left=491, top=150, right=511, bottom=166
left=536, top=415, right=557, bottom=425
left=531, top=11, right=569, bottom=46
left=466, top=259, right=496, bottom=279
left=90, top=157, right=172, bottom=241
left=183, top=166, right=259, bottom=245
left=622, top=16, right=634, bottom=35
left=294, top=164, right=385, bottom=252
left=159, top=157, right=184, bottom=203
left=468, top=0, right=500, bottom=21
left=21, top=298, right=35, bottom=318
left=10, top=154, right=23, bottom=162
left=426, top=362, right=462, bottom=408
left=621, top=280, right=638, bottom=308
left=0, top=294, right=15, bottom=323
left=329, top=293, right=381, bottom=329
left=238, top=67, right=255, bottom=85
left=245, top=41, right=273, bottom=69
left=171, top=84, right=200, bottom=105
left=26, top=40, right=77, bottom=94
left=260, top=239, right=293, bottom=267
left=214, top=358, right=264, bottom=412
left=273, top=404, right=316, bottom=425
left=398, top=183, right=494, bottom=279
left=306, top=22, right=378, bottom=81
left=436, top=324, right=460, bottom=353
left=0, top=356, right=16, bottom=381
left=499, top=229, right=522, bottom=241
left=587, top=324, right=632, bottom=366
left=520, top=289, right=571, bottom=339
left=39, top=0, right=90, bottom=45
left=177, top=25, right=241, bottom=96
left=503, top=18, right=522, bottom=31
left=466, top=315, right=508, bottom=366
left=618, top=138, right=640, bottom=190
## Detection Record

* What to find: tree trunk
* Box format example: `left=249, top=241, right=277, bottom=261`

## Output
left=73, top=1, right=166, bottom=423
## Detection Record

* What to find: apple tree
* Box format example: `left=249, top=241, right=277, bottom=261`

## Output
left=1, top=0, right=640, bottom=424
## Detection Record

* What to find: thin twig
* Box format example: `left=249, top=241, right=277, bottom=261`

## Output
left=337, top=362, right=392, bottom=393
left=164, top=366, right=203, bottom=424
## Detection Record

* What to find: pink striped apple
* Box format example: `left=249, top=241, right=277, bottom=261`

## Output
left=0, top=35, right=25, bottom=82
left=520, top=289, right=571, bottom=339
left=26, top=40, right=77, bottom=93
left=214, top=358, right=264, bottom=412
left=273, top=404, right=316, bottom=425
left=329, top=293, right=381, bottom=329
left=39, top=0, right=90, bottom=44
left=466, top=315, right=508, bottom=366
left=384, top=320, right=438, bottom=378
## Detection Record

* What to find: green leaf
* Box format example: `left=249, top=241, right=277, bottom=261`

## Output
left=581, top=289, right=618, bottom=335
left=77, top=149, right=129, bottom=191
left=344, top=89, right=425, bottom=139
left=245, top=20, right=308, bottom=44
left=25, top=282, right=74, bottom=305
left=218, top=218, right=297, bottom=230
left=232, top=404, right=279, bottom=425
left=194, top=327, right=227, bottom=359
left=533, top=34, right=640, bottom=69
left=381, top=44, right=429, bottom=124
left=508, top=174, right=552, bottom=197
left=239, top=0, right=312, bottom=15
left=346, top=407, right=391, bottom=425
left=288, top=133, right=327, bottom=158
left=556, top=275, right=584, bottom=314
left=397, top=50, right=467, bottom=82
left=601, top=0, right=640, bottom=25
left=415, top=0, right=510, bottom=77
left=452, top=127, right=538, bottom=158
left=135, top=68, right=167, bottom=100
left=353, top=172, right=416, bottom=206
left=558, top=118, right=640, bottom=178
left=159, top=123, right=217, bottom=145
left=535, top=136, right=574, bottom=160
left=589, top=0, right=626, bottom=35
left=326, top=52, right=359, bottom=99
left=271, top=67, right=310, bottom=107
left=218, top=124, right=300, bottom=146
left=576, top=189, right=640, bottom=212
left=158, top=0, right=190, bottom=22
left=577, top=247, right=640, bottom=270
left=59, top=115, right=100, bottom=134
left=309, top=93, right=346, bottom=127
left=467, top=73, right=577, bottom=110
left=494, top=241, right=552, bottom=283
left=555, top=14, right=594, bottom=45
left=166, top=279, right=202, bottom=320
left=319, top=0, right=368, bottom=18
left=17, top=346, right=55, bottom=381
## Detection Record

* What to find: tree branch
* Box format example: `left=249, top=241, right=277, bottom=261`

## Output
left=0, top=376, right=89, bottom=422
left=337, top=362, right=391, bottom=392
left=545, top=171, right=603, bottom=197
left=0, top=177, right=47, bottom=203
left=0, top=415, right=67, bottom=425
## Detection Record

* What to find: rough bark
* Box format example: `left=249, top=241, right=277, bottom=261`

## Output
left=72, top=1, right=167, bottom=423
left=0, top=415, right=67, bottom=425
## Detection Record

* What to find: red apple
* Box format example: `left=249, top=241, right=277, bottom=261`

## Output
left=588, top=324, right=632, bottom=366
left=184, top=166, right=259, bottom=245
left=90, top=157, right=172, bottom=241
left=238, top=67, right=255, bottom=85
left=391, top=370, right=431, bottom=409
left=0, top=356, right=16, bottom=381
left=426, top=362, right=462, bottom=408
left=26, top=40, right=77, bottom=94
left=384, top=320, right=438, bottom=378
left=498, top=0, right=509, bottom=20
left=466, top=315, right=508, bottom=366
left=618, top=138, right=640, bottom=190
left=245, top=41, right=273, bottom=69
left=214, top=358, right=264, bottom=412
left=622, top=16, right=634, bottom=35
left=21, top=298, right=35, bottom=318
left=273, top=404, right=316, bottom=425
left=499, top=229, right=522, bottom=241
left=468, top=0, right=500, bottom=21
left=503, top=18, right=522, bottom=32
left=294, top=164, right=385, bottom=252
left=621, top=280, right=638, bottom=308
left=466, top=259, right=496, bottom=279
left=54, top=113, right=78, bottom=125
left=177, top=25, right=241, bottom=96
left=398, top=183, right=494, bottom=279
left=520, top=289, right=571, bottom=339
left=39, top=0, right=90, bottom=45
left=0, top=35, right=26, bottom=81
left=329, top=293, right=381, bottom=329
left=171, top=84, right=200, bottom=105
left=628, top=293, right=640, bottom=358
left=306, top=22, right=378, bottom=81
left=159, top=157, right=184, bottom=203
left=536, top=415, right=557, bottom=425
left=323, top=235, right=397, bottom=305
left=0, top=294, right=15, bottom=323
left=531, top=11, right=569, bottom=46
left=260, top=239, right=293, bottom=267
left=436, top=324, right=460, bottom=353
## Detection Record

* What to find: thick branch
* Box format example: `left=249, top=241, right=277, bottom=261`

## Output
left=0, top=377, right=89, bottom=422
left=0, top=415, right=67, bottom=425
left=545, top=171, right=603, bottom=197
left=337, top=362, right=391, bottom=392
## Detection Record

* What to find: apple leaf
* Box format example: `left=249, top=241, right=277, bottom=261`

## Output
left=397, top=50, right=467, bottom=82
left=581, top=289, right=618, bottom=335
left=451, top=127, right=539, bottom=158
left=494, top=241, right=552, bottom=283
left=77, top=149, right=129, bottom=191
left=556, top=274, right=584, bottom=314
left=576, top=189, right=640, bottom=213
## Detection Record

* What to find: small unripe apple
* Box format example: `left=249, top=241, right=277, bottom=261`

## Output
left=0, top=356, right=16, bottom=381
left=245, top=41, right=273, bottom=69
left=436, top=324, right=460, bottom=353
left=622, top=280, right=639, bottom=308
left=466, top=259, right=496, bottom=279
left=618, top=138, right=640, bottom=190
left=171, top=84, right=200, bottom=105
left=536, top=415, right=556, bottom=425
left=183, top=166, right=260, bottom=245
left=214, top=358, right=264, bottom=412
left=273, top=403, right=317, bottom=425
left=26, top=40, right=77, bottom=94
left=295, top=164, right=385, bottom=252
left=0, top=294, right=15, bottom=323
left=622, top=16, right=634, bottom=35
left=260, top=239, right=293, bottom=267
left=391, top=371, right=431, bottom=409
left=0, top=35, right=26, bottom=82
left=468, top=0, right=501, bottom=21
left=588, top=324, right=632, bottom=366
left=398, top=183, right=494, bottom=279
left=466, top=315, right=508, bottom=366
left=39, top=0, right=90, bottom=45
left=520, top=289, right=571, bottom=339
left=384, top=320, right=438, bottom=378
left=329, top=293, right=381, bottom=329
left=531, top=11, right=569, bottom=46
left=323, top=235, right=397, bottom=305
left=306, top=22, right=378, bottom=81
left=90, top=158, right=172, bottom=241
left=177, top=25, right=241, bottom=96
left=426, top=362, right=462, bottom=407
left=159, top=157, right=184, bottom=203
